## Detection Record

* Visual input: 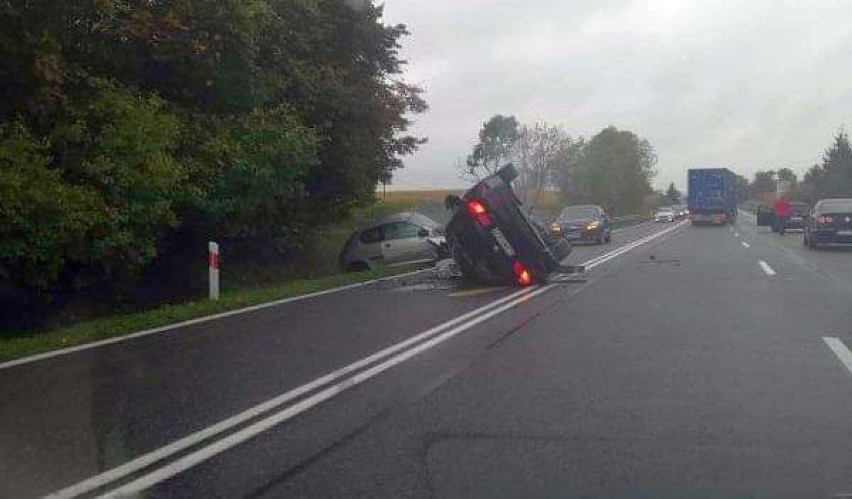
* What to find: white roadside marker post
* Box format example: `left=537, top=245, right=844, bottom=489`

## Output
left=208, top=241, right=220, bottom=300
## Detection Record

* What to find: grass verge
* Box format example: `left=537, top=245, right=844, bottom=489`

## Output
left=0, top=267, right=412, bottom=363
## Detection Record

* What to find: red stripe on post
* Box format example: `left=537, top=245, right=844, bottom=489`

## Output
left=209, top=252, right=219, bottom=270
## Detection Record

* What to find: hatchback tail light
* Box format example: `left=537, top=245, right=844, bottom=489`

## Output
left=466, top=199, right=493, bottom=228
left=512, top=261, right=533, bottom=286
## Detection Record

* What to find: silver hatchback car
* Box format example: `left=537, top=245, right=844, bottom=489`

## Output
left=339, top=212, right=446, bottom=272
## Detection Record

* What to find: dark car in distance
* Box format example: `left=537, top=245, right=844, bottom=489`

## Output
left=804, top=198, right=852, bottom=249
left=445, top=164, right=578, bottom=286
left=774, top=202, right=809, bottom=232
left=549, top=205, right=612, bottom=245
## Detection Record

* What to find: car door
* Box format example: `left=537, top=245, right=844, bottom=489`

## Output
left=380, top=222, right=427, bottom=265
left=756, top=205, right=774, bottom=226
left=355, top=226, right=384, bottom=266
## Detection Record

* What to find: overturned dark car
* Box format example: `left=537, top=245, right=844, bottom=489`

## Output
left=444, top=164, right=581, bottom=286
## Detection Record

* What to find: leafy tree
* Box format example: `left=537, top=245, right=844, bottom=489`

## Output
left=733, top=173, right=750, bottom=202
left=514, top=123, right=569, bottom=214
left=665, top=183, right=681, bottom=203
left=0, top=0, right=426, bottom=291
left=802, top=130, right=852, bottom=198
left=463, top=114, right=519, bottom=180
left=571, top=126, right=656, bottom=215
left=750, top=170, right=776, bottom=198
left=554, top=137, right=587, bottom=203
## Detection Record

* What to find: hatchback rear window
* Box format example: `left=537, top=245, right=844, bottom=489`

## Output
left=818, top=200, right=852, bottom=213
left=359, top=227, right=383, bottom=244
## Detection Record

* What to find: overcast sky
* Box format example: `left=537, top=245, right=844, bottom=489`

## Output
left=380, top=0, right=852, bottom=191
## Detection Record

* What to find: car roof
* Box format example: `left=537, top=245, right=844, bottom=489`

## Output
left=563, top=204, right=601, bottom=209
left=817, top=198, right=852, bottom=203
left=815, top=198, right=852, bottom=210
left=373, top=211, right=440, bottom=228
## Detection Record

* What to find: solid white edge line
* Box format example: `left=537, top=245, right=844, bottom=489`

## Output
left=742, top=241, right=750, bottom=248
left=583, top=221, right=685, bottom=269
left=823, top=337, right=852, bottom=376
left=5, top=222, right=665, bottom=371
left=99, top=284, right=558, bottom=498
left=52, top=220, right=684, bottom=498
left=103, top=221, right=686, bottom=497
left=758, top=260, right=776, bottom=276
left=45, top=285, right=535, bottom=499
left=1, top=269, right=430, bottom=371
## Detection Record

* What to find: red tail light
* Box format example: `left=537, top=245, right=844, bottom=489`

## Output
left=512, top=261, right=533, bottom=286
left=466, top=199, right=493, bottom=227
left=818, top=215, right=833, bottom=225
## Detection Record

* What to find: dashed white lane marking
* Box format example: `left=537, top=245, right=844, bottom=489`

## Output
left=742, top=241, right=750, bottom=248
left=758, top=260, right=776, bottom=276
left=734, top=232, right=739, bottom=237
left=823, top=337, right=852, bottom=376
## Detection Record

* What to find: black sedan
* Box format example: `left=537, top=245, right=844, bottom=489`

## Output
left=804, top=198, right=852, bottom=249
left=444, top=164, right=578, bottom=285
left=549, top=205, right=612, bottom=245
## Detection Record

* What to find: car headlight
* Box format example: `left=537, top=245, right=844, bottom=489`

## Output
left=585, top=221, right=600, bottom=229
left=550, top=222, right=561, bottom=233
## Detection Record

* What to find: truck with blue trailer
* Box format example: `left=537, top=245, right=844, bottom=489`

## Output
left=687, top=168, right=738, bottom=225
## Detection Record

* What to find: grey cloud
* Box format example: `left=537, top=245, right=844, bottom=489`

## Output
left=382, top=0, right=852, bottom=190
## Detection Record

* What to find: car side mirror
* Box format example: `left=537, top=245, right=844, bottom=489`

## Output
left=417, top=228, right=429, bottom=237
left=444, top=195, right=462, bottom=210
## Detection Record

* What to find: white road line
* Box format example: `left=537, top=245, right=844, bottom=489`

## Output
left=99, top=284, right=558, bottom=499
left=45, top=286, right=535, bottom=499
left=823, top=337, right=852, bottom=376
left=582, top=221, right=685, bottom=268
left=742, top=241, right=750, bottom=248
left=49, top=222, right=684, bottom=498
left=758, top=260, right=776, bottom=276
left=1, top=268, right=431, bottom=371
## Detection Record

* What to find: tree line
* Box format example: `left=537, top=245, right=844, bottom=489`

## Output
left=0, top=1, right=425, bottom=292
left=740, top=130, right=852, bottom=205
left=461, top=115, right=657, bottom=216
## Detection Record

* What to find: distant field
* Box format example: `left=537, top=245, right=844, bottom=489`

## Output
left=379, top=189, right=462, bottom=204
left=378, top=188, right=562, bottom=219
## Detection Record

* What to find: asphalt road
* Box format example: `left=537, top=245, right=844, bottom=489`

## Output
left=4, top=216, right=852, bottom=498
